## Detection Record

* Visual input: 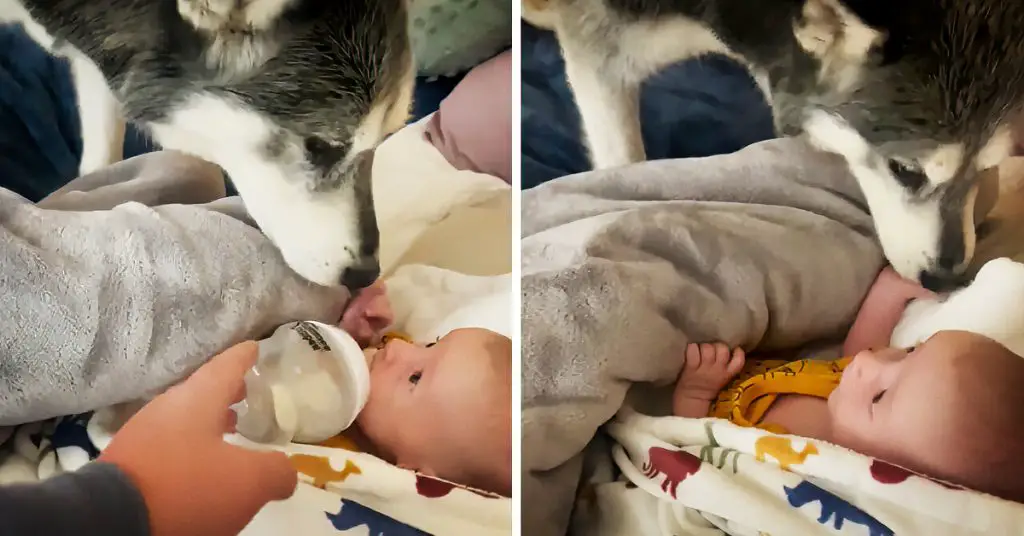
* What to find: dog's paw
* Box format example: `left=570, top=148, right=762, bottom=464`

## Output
left=802, top=109, right=871, bottom=163
left=177, top=0, right=236, bottom=32
left=177, top=0, right=293, bottom=32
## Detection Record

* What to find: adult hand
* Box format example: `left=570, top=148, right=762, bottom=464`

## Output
left=100, top=341, right=298, bottom=536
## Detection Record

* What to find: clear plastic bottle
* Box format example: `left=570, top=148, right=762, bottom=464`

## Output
left=233, top=320, right=371, bottom=445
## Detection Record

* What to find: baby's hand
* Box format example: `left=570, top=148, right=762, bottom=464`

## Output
left=673, top=342, right=745, bottom=418
left=340, top=280, right=393, bottom=347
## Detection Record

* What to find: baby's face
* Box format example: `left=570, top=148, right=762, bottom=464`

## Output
left=828, top=330, right=1004, bottom=473
left=355, top=328, right=512, bottom=494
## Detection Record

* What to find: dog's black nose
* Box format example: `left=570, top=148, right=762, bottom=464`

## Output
left=918, top=269, right=968, bottom=293
left=340, top=259, right=380, bottom=290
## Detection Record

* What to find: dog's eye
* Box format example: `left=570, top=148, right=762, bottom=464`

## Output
left=887, top=160, right=928, bottom=193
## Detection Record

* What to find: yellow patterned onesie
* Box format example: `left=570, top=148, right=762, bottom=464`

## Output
left=709, top=356, right=853, bottom=434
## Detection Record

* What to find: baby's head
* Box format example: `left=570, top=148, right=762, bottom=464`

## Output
left=828, top=330, right=1024, bottom=502
left=356, top=328, right=512, bottom=496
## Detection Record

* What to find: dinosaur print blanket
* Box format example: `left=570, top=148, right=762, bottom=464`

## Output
left=0, top=406, right=510, bottom=536
left=576, top=409, right=1024, bottom=536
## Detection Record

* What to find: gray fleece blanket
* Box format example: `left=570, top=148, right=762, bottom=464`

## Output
left=521, top=138, right=886, bottom=536
left=0, top=152, right=345, bottom=425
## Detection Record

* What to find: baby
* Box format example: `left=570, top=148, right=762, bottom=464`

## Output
left=673, top=267, right=1024, bottom=503
left=335, top=282, right=513, bottom=497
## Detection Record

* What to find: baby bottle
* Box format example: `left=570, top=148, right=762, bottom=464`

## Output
left=233, top=320, right=372, bottom=445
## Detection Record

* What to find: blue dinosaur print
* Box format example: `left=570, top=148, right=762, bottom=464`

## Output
left=325, top=499, right=430, bottom=535
left=51, top=413, right=100, bottom=459
left=784, top=480, right=893, bottom=536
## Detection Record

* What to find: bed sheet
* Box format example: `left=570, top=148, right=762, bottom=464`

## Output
left=519, top=22, right=775, bottom=189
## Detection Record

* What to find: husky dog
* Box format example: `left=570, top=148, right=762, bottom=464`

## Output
left=0, top=0, right=415, bottom=289
left=525, top=0, right=1024, bottom=290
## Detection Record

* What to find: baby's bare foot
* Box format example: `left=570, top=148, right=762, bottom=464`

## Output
left=672, top=342, right=746, bottom=417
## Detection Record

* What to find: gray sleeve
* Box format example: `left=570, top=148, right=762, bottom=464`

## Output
left=0, top=186, right=348, bottom=425
left=0, top=462, right=149, bottom=536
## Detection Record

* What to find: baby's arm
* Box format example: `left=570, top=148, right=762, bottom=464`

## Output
left=673, top=343, right=746, bottom=418
left=842, top=266, right=936, bottom=355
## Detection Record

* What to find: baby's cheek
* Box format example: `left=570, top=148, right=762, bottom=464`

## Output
left=355, top=396, right=388, bottom=442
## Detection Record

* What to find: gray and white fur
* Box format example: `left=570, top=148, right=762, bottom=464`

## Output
left=0, top=0, right=415, bottom=289
left=525, top=0, right=1024, bottom=290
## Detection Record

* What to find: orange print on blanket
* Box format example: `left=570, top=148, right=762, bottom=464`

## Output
left=318, top=434, right=362, bottom=452
left=290, top=454, right=362, bottom=489
left=754, top=436, right=819, bottom=470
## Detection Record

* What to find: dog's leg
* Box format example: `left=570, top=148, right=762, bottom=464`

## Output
left=0, top=1, right=122, bottom=175
left=68, top=54, right=123, bottom=176
left=178, top=0, right=295, bottom=32
left=561, top=46, right=644, bottom=170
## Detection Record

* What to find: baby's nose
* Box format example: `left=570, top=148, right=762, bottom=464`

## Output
left=848, top=353, right=880, bottom=380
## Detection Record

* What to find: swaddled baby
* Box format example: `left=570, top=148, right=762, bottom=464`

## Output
left=673, top=267, right=1024, bottom=503
left=333, top=283, right=513, bottom=497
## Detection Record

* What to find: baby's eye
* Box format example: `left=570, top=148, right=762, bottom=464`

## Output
left=425, top=342, right=436, bottom=348
left=409, top=371, right=422, bottom=385
left=872, top=390, right=887, bottom=404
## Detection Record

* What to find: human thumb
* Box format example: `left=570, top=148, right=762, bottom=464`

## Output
left=225, top=447, right=299, bottom=503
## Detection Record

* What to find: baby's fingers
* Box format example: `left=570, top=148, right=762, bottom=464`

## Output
left=684, top=343, right=701, bottom=372
left=713, top=343, right=731, bottom=364
left=727, top=348, right=746, bottom=375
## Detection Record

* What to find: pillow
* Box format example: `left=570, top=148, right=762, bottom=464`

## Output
left=425, top=51, right=512, bottom=183
left=385, top=265, right=512, bottom=341
left=892, top=257, right=1024, bottom=358
left=371, top=114, right=509, bottom=277
left=409, top=0, right=512, bottom=77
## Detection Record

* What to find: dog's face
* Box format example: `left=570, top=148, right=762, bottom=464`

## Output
left=242, top=0, right=415, bottom=289
left=786, top=0, right=1024, bottom=290
left=306, top=63, right=415, bottom=289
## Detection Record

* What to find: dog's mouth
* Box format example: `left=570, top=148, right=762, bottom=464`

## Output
left=918, top=270, right=972, bottom=293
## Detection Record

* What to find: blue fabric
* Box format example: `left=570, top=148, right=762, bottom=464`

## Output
left=0, top=22, right=460, bottom=201
left=0, top=23, right=82, bottom=202
left=521, top=22, right=776, bottom=189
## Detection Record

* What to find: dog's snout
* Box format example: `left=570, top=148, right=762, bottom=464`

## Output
left=340, top=258, right=380, bottom=290
left=936, top=252, right=961, bottom=272
left=918, top=269, right=967, bottom=293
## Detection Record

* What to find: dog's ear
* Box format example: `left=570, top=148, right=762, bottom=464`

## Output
left=522, top=0, right=557, bottom=29
left=793, top=0, right=884, bottom=68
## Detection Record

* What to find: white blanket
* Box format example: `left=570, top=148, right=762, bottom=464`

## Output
left=586, top=410, right=1023, bottom=536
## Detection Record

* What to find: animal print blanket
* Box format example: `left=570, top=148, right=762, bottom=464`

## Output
left=578, top=409, right=1024, bottom=536
left=0, top=407, right=510, bottom=536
